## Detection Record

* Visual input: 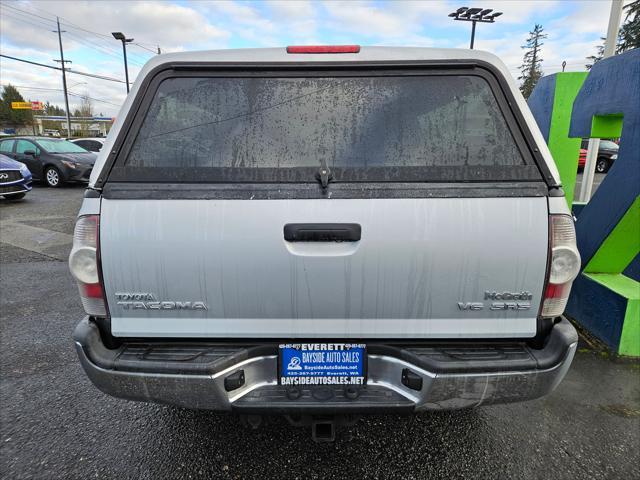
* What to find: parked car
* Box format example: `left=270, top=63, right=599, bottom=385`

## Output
left=70, top=137, right=105, bottom=153
left=577, top=139, right=619, bottom=173
left=0, top=153, right=32, bottom=200
left=0, top=136, right=97, bottom=187
left=70, top=46, right=580, bottom=442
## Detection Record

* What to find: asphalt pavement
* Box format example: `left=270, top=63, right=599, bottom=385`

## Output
left=574, top=173, right=605, bottom=199
left=1, top=181, right=638, bottom=480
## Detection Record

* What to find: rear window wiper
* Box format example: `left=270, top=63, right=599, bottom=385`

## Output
left=315, top=158, right=334, bottom=190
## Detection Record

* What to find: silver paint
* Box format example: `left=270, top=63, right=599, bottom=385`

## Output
left=100, top=196, right=548, bottom=338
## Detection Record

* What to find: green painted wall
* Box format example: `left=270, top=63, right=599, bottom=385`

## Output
left=620, top=299, right=639, bottom=357
left=585, top=196, right=640, bottom=274
left=547, top=72, right=588, bottom=207
left=590, top=114, right=624, bottom=138
left=586, top=273, right=640, bottom=357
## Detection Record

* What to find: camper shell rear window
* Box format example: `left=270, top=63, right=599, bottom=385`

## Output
left=105, top=66, right=546, bottom=184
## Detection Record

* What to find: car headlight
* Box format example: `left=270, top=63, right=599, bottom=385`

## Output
left=611, top=154, right=617, bottom=160
left=61, top=160, right=80, bottom=168
left=19, top=163, right=30, bottom=175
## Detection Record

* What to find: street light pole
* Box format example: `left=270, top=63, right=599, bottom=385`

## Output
left=112, top=32, right=134, bottom=93
left=470, top=20, right=477, bottom=49
left=449, top=7, right=503, bottom=49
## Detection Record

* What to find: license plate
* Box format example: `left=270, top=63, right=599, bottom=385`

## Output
left=278, top=343, right=366, bottom=386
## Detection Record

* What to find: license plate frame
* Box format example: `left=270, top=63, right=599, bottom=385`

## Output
left=278, top=343, right=367, bottom=386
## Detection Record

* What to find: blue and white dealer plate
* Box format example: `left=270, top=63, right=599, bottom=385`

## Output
left=279, top=343, right=366, bottom=386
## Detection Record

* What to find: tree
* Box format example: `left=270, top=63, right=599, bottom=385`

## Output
left=44, top=101, right=66, bottom=116
left=586, top=1, right=639, bottom=69
left=78, top=94, right=93, bottom=118
left=620, top=0, right=640, bottom=51
left=73, top=94, right=94, bottom=136
left=586, top=37, right=607, bottom=70
left=0, top=84, right=33, bottom=127
left=518, top=24, right=547, bottom=99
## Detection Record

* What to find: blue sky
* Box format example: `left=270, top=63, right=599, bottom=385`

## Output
left=0, top=0, right=628, bottom=116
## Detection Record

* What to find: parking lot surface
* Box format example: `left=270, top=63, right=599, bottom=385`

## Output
left=1, top=183, right=638, bottom=480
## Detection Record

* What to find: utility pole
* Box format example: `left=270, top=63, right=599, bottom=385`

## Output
left=578, top=0, right=623, bottom=202
left=54, top=17, right=72, bottom=137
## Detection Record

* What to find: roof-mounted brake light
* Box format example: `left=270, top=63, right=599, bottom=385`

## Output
left=286, top=45, right=361, bottom=54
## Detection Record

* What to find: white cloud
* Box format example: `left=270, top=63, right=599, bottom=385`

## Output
left=323, top=1, right=407, bottom=37
left=1, top=1, right=231, bottom=53
left=480, top=0, right=560, bottom=24
left=321, top=1, right=439, bottom=46
left=1, top=0, right=632, bottom=116
left=265, top=0, right=319, bottom=40
left=266, top=0, right=316, bottom=19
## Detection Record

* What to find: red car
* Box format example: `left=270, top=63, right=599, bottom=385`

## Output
left=577, top=139, right=619, bottom=172
left=578, top=148, right=587, bottom=168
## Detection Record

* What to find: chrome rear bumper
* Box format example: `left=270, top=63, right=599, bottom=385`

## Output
left=74, top=318, right=577, bottom=412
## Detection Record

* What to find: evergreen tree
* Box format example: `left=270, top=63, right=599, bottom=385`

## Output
left=0, top=84, right=33, bottom=127
left=586, top=37, right=607, bottom=70
left=518, top=24, right=547, bottom=99
left=44, top=101, right=66, bottom=116
left=619, top=0, right=639, bottom=51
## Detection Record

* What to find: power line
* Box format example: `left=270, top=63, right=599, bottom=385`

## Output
left=131, top=43, right=159, bottom=54
left=3, top=84, right=122, bottom=107
left=0, top=2, right=59, bottom=25
left=2, top=11, right=57, bottom=31
left=0, top=54, right=127, bottom=84
left=59, top=19, right=160, bottom=50
left=1, top=6, right=148, bottom=66
left=63, top=30, right=146, bottom=67
left=1, top=2, right=162, bottom=51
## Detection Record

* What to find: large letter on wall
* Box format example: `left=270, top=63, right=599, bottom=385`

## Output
left=566, top=49, right=639, bottom=356
left=528, top=72, right=587, bottom=206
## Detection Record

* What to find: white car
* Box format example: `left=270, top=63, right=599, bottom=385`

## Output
left=70, top=137, right=105, bottom=153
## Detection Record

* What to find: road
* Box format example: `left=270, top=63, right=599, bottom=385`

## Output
left=1, top=182, right=638, bottom=479
left=574, top=172, right=606, bottom=199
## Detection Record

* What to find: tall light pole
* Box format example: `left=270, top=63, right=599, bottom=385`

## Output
left=449, top=7, right=503, bottom=49
left=112, top=32, right=134, bottom=93
left=578, top=0, right=623, bottom=202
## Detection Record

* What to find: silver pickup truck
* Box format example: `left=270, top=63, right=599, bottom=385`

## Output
left=70, top=46, right=580, bottom=441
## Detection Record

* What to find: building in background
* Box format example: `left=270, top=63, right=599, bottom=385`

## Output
left=32, top=115, right=114, bottom=137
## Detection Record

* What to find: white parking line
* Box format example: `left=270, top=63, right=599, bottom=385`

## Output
left=0, top=221, right=72, bottom=261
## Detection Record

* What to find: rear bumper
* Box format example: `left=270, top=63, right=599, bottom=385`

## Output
left=73, top=318, right=578, bottom=413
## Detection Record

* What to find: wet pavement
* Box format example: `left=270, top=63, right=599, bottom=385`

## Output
left=1, top=184, right=638, bottom=479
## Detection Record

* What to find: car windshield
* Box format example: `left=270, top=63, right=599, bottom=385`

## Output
left=37, top=139, right=89, bottom=153
left=600, top=140, right=619, bottom=150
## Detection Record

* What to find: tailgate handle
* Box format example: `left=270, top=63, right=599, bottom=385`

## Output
left=284, top=223, right=361, bottom=242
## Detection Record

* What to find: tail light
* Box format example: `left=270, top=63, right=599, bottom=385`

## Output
left=68, top=215, right=107, bottom=317
left=541, top=215, right=581, bottom=317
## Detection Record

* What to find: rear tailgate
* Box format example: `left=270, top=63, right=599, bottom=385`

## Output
left=98, top=63, right=550, bottom=339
